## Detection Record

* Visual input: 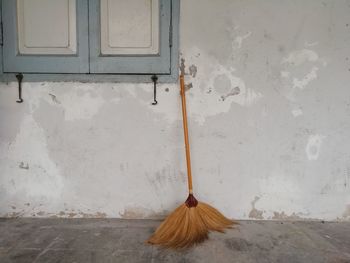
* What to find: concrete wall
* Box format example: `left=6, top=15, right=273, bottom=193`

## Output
left=1, top=0, right=350, bottom=221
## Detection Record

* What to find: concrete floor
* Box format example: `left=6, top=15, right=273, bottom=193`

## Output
left=0, top=219, right=350, bottom=263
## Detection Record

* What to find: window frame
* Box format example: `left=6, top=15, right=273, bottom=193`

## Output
left=0, top=0, right=180, bottom=83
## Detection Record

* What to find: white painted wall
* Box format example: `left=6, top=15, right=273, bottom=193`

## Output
left=1, top=0, right=350, bottom=220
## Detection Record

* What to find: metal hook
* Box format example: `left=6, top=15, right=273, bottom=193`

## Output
left=151, top=75, right=158, bottom=105
left=16, top=73, right=23, bottom=103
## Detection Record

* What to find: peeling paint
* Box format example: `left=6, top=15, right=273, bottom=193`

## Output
left=304, top=41, right=319, bottom=47
left=306, top=134, right=326, bottom=161
left=280, top=71, right=290, bottom=78
left=207, top=62, right=262, bottom=107
left=279, top=47, right=327, bottom=103
left=233, top=31, right=252, bottom=49
left=291, top=108, right=303, bottom=117
left=139, top=48, right=262, bottom=125
left=282, top=49, right=319, bottom=66
left=292, top=66, right=319, bottom=89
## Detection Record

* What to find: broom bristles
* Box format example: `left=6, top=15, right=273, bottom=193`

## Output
left=147, top=195, right=237, bottom=249
left=197, top=202, right=238, bottom=232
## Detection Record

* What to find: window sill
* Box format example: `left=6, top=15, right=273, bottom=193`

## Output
left=0, top=72, right=179, bottom=84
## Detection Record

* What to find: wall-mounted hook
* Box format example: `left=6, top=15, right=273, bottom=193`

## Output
left=15, top=73, right=23, bottom=103
left=151, top=75, right=158, bottom=105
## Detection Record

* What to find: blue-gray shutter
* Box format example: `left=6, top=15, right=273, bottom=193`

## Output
left=1, top=0, right=89, bottom=73
left=89, top=0, right=172, bottom=74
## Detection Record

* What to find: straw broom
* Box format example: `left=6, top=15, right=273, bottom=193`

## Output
left=147, top=60, right=237, bottom=249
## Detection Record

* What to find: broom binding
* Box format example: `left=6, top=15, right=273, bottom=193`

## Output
left=185, top=194, right=198, bottom=208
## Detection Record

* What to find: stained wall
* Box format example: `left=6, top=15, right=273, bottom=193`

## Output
left=1, top=0, right=350, bottom=220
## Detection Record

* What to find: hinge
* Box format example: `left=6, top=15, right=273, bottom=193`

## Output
left=169, top=23, right=173, bottom=48
left=0, top=22, right=3, bottom=46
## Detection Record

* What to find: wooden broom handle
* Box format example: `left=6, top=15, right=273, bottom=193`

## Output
left=180, top=74, right=193, bottom=194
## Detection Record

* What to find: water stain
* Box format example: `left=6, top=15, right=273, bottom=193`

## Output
left=211, top=132, right=227, bottom=139
left=305, top=134, right=326, bottom=160
left=19, top=162, right=29, bottom=170
left=3, top=212, right=23, bottom=218
left=51, top=211, right=107, bottom=218
left=146, top=167, right=180, bottom=194
left=49, top=93, right=61, bottom=104
left=88, top=212, right=107, bottom=218
left=272, top=211, right=303, bottom=220
left=263, top=31, right=273, bottom=40
left=342, top=204, right=350, bottom=219
left=185, top=83, right=193, bottom=91
left=58, top=211, right=76, bottom=218
left=278, top=45, right=285, bottom=53
left=214, top=74, right=231, bottom=94
left=120, top=206, right=165, bottom=219
left=189, top=64, right=198, bottom=78
left=248, top=196, right=264, bottom=219
left=221, top=86, right=240, bottom=101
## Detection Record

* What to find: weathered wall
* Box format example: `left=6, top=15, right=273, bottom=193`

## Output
left=1, top=0, right=350, bottom=220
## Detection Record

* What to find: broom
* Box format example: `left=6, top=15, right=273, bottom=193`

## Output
left=147, top=60, right=237, bottom=249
